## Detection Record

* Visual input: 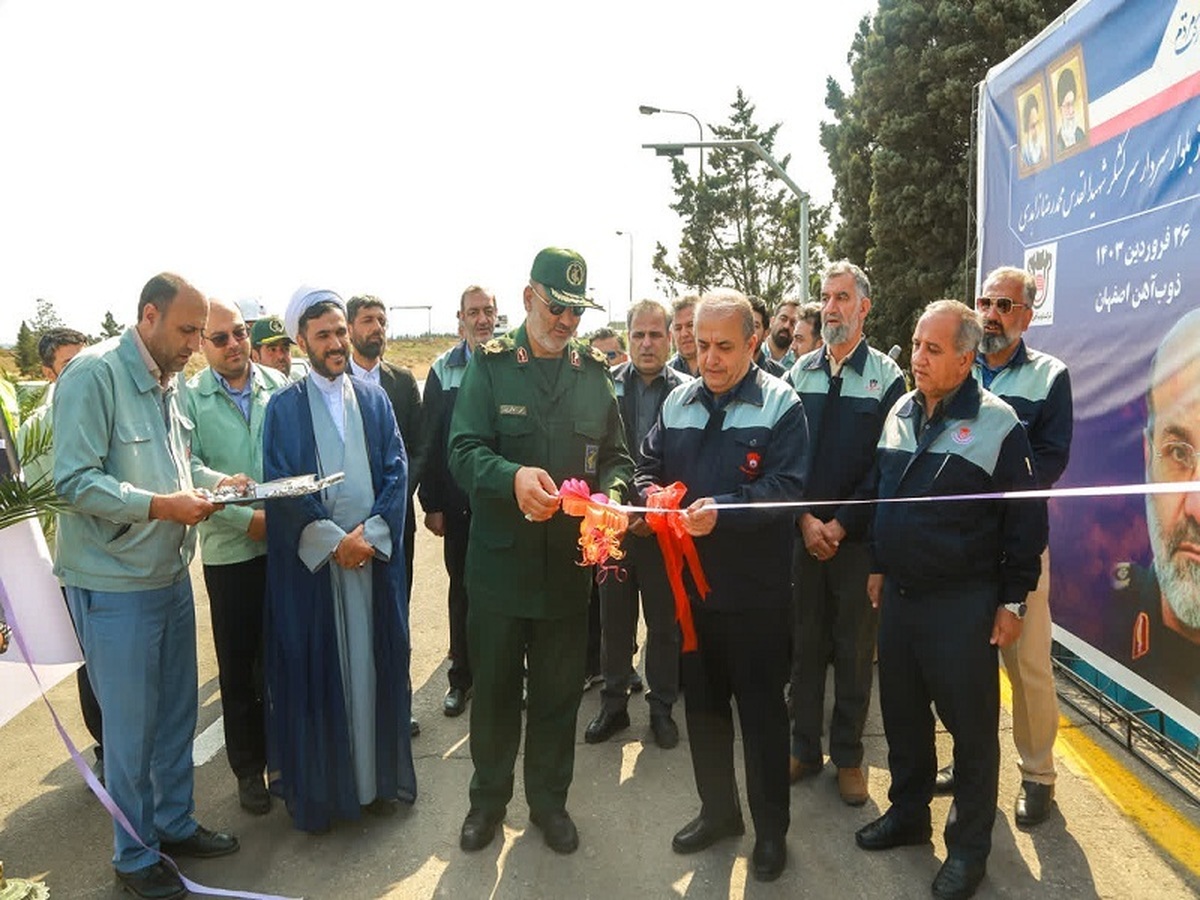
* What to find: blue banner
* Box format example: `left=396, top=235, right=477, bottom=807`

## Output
left=978, top=0, right=1200, bottom=735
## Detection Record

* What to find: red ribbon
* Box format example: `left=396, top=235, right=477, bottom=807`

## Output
left=643, top=482, right=710, bottom=653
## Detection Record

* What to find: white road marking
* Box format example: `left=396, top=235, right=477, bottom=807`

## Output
left=192, top=715, right=225, bottom=767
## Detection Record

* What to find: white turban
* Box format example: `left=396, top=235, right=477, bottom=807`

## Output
left=284, top=286, right=345, bottom=341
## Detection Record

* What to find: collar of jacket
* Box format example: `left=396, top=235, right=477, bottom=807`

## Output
left=899, top=373, right=982, bottom=421
left=680, top=363, right=765, bottom=410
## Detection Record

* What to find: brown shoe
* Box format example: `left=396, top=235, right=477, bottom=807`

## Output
left=837, top=766, right=869, bottom=806
left=789, top=755, right=823, bottom=784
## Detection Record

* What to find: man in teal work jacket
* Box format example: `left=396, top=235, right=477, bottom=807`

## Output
left=185, top=297, right=289, bottom=816
left=449, top=247, right=633, bottom=856
left=54, top=273, right=241, bottom=900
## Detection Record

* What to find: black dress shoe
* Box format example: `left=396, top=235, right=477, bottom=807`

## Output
left=115, top=862, right=187, bottom=899
left=530, top=807, right=580, bottom=854
left=1014, top=781, right=1055, bottom=827
left=650, top=712, right=679, bottom=749
left=237, top=773, right=271, bottom=815
left=934, top=763, right=955, bottom=794
left=460, top=807, right=505, bottom=851
left=160, top=824, right=239, bottom=859
left=752, top=836, right=787, bottom=882
left=443, top=686, right=470, bottom=717
left=854, top=810, right=932, bottom=851
left=932, top=856, right=987, bottom=899
left=671, top=814, right=745, bottom=854
left=585, top=707, right=630, bottom=744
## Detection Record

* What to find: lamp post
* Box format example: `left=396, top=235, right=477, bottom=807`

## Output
left=642, top=138, right=811, bottom=302
left=639, top=105, right=705, bottom=178
left=615, top=230, right=633, bottom=323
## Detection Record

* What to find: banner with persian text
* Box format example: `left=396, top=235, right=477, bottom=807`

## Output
left=978, top=0, right=1200, bottom=735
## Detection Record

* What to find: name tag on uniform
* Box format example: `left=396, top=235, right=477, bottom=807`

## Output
left=499, top=404, right=527, bottom=416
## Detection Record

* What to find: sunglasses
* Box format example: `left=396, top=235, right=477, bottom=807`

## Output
left=204, top=324, right=249, bottom=347
left=531, top=283, right=585, bottom=318
left=975, top=296, right=1028, bottom=314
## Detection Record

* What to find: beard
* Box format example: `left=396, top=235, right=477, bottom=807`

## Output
left=980, top=331, right=1016, bottom=355
left=354, top=334, right=385, bottom=360
left=1146, top=496, right=1200, bottom=629
left=771, top=330, right=792, bottom=351
left=822, top=322, right=850, bottom=346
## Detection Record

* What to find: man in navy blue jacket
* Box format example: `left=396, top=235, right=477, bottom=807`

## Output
left=636, top=290, right=808, bottom=883
left=785, top=261, right=906, bottom=805
left=856, top=300, right=1045, bottom=900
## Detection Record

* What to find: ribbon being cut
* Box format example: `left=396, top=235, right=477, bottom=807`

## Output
left=558, top=478, right=709, bottom=654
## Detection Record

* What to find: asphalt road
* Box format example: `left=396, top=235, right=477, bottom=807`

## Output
left=2, top=498, right=1199, bottom=899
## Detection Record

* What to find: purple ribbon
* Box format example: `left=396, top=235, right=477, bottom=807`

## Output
left=0, top=575, right=301, bottom=900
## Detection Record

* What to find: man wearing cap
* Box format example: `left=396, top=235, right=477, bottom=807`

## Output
left=449, top=247, right=633, bottom=855
left=53, top=273, right=239, bottom=899
left=260, top=287, right=416, bottom=833
left=184, top=298, right=289, bottom=815
left=251, top=315, right=296, bottom=379
left=419, top=285, right=498, bottom=718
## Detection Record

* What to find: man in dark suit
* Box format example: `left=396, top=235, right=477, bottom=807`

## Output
left=347, top=294, right=426, bottom=737
left=584, top=299, right=692, bottom=749
left=347, top=295, right=425, bottom=593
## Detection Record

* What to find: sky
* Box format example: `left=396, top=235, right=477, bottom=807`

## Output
left=0, top=0, right=878, bottom=344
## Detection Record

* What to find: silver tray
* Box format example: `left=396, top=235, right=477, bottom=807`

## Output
left=202, top=472, right=345, bottom=505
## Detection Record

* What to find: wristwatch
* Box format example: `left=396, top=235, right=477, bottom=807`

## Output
left=1003, top=601, right=1027, bottom=619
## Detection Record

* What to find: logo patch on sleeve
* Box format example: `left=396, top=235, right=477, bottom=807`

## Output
left=951, top=426, right=973, bottom=445
left=585, top=444, right=599, bottom=474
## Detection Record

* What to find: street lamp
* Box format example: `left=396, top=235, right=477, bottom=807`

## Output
left=642, top=139, right=811, bottom=302
left=639, top=105, right=705, bottom=178
left=615, top=230, right=633, bottom=322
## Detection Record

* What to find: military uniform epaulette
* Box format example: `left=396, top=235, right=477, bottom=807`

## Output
left=480, top=336, right=515, bottom=355
left=581, top=343, right=609, bottom=366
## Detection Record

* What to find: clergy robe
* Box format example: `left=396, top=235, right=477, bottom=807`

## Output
left=262, top=372, right=416, bottom=832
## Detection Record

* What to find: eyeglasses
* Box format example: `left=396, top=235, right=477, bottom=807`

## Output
left=975, top=296, right=1028, bottom=314
left=1152, top=439, right=1198, bottom=482
left=204, top=325, right=249, bottom=347
left=531, top=283, right=585, bottom=318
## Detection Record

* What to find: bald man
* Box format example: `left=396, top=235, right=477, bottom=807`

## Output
left=185, top=298, right=290, bottom=815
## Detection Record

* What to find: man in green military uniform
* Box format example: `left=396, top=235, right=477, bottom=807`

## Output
left=449, top=247, right=633, bottom=855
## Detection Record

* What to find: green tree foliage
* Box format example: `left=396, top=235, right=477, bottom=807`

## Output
left=99, top=310, right=123, bottom=338
left=653, top=89, right=828, bottom=305
left=821, top=0, right=1073, bottom=355
left=30, top=298, right=64, bottom=334
left=14, top=322, right=39, bottom=377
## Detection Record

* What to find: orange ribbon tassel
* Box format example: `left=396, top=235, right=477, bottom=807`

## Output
left=644, top=482, right=710, bottom=653
left=558, top=479, right=629, bottom=569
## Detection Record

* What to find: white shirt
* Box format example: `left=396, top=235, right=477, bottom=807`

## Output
left=309, top=371, right=346, bottom=442
left=350, top=357, right=381, bottom=386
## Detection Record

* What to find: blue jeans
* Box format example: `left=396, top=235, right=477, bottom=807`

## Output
left=66, top=578, right=199, bottom=873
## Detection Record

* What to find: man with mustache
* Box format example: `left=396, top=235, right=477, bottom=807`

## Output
left=260, top=288, right=416, bottom=833
left=931, top=266, right=1074, bottom=829
left=420, top=285, right=498, bottom=717
left=250, top=314, right=296, bottom=379
left=185, top=298, right=289, bottom=816
left=857, top=300, right=1045, bottom=900
left=449, top=247, right=632, bottom=855
left=53, top=273, right=238, bottom=898
left=667, top=295, right=700, bottom=376
left=1111, top=308, right=1200, bottom=716
left=786, top=261, right=905, bottom=806
left=765, top=299, right=800, bottom=369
